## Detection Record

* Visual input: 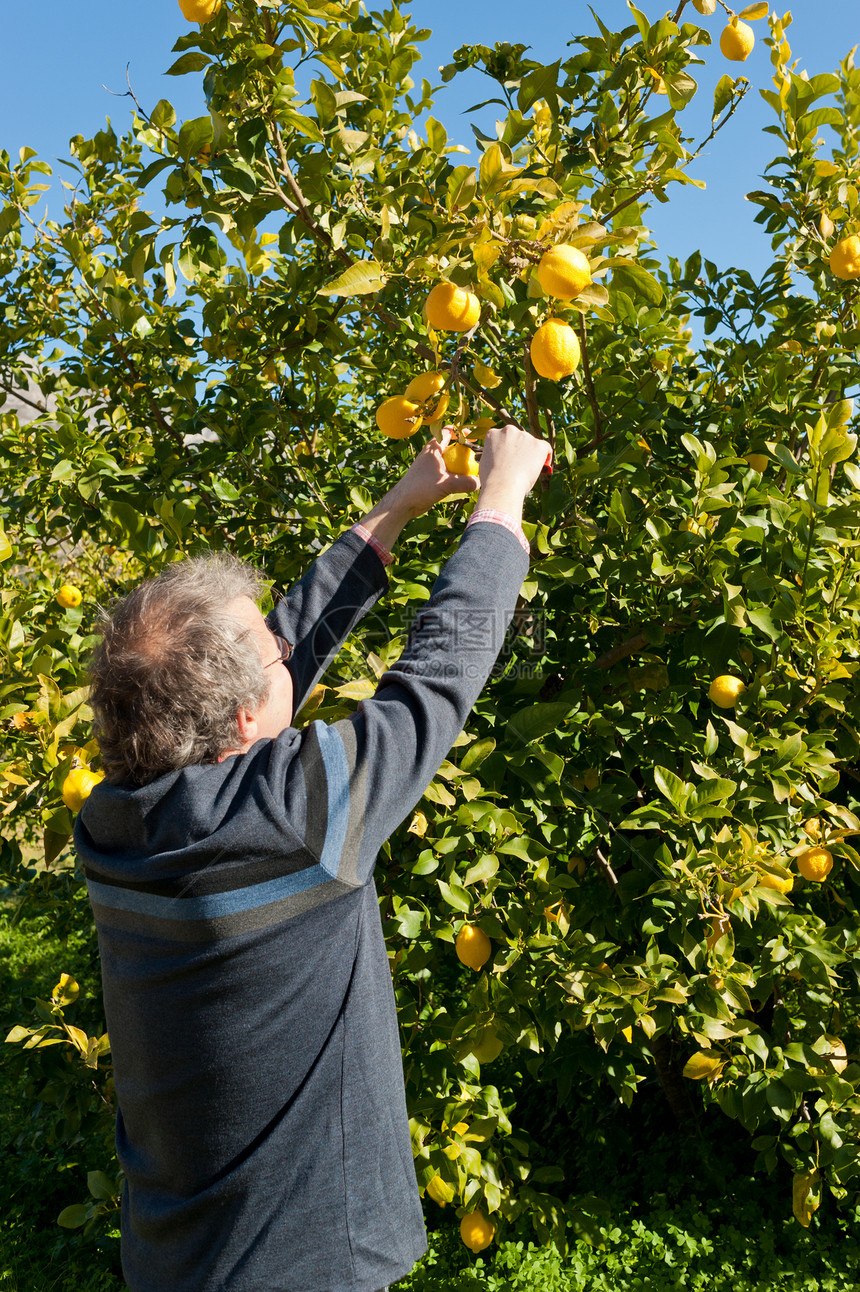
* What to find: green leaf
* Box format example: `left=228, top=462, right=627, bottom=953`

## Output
left=177, top=116, right=214, bottom=161
left=747, top=607, right=779, bottom=641
left=463, top=855, right=499, bottom=886
left=664, top=72, right=698, bottom=112
left=713, top=74, right=735, bottom=120
left=517, top=62, right=560, bottom=114
left=393, top=905, right=425, bottom=938
left=437, top=877, right=471, bottom=913
left=741, top=1031, right=769, bottom=1063
left=627, top=2, right=651, bottom=44
left=447, top=166, right=477, bottom=212
left=704, top=721, right=719, bottom=757
left=57, top=1204, right=90, bottom=1229
left=150, top=99, right=177, bottom=130
left=653, top=766, right=691, bottom=814
left=87, top=1170, right=116, bottom=1201
left=508, top=701, right=570, bottom=744
left=318, top=260, right=386, bottom=298
left=460, top=738, right=496, bottom=772
left=610, top=261, right=663, bottom=304
left=166, top=52, right=211, bottom=76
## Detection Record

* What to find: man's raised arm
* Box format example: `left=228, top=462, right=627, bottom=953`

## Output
left=268, top=431, right=481, bottom=713
left=292, top=424, right=550, bottom=884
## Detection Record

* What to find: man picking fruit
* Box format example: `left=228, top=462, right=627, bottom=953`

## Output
left=73, top=423, right=549, bottom=1292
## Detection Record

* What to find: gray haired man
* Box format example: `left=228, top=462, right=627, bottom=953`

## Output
left=75, top=424, right=549, bottom=1292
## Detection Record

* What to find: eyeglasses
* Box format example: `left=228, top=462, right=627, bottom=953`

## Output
left=264, top=633, right=293, bottom=668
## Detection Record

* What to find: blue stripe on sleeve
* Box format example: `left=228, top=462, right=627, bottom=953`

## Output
left=312, top=721, right=351, bottom=880
left=86, top=863, right=330, bottom=922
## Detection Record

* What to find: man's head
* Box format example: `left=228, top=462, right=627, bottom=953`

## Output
left=90, top=553, right=293, bottom=786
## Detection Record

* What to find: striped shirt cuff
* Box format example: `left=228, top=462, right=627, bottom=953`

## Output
left=350, top=523, right=394, bottom=567
left=466, top=509, right=530, bottom=555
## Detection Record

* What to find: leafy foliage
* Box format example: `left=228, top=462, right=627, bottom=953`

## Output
left=1, top=0, right=860, bottom=1263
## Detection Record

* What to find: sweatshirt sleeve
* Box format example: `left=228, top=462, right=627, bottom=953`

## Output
left=293, top=521, right=529, bottom=886
left=267, top=529, right=389, bottom=716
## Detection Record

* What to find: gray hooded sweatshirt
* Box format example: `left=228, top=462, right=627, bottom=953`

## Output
left=74, top=520, right=529, bottom=1292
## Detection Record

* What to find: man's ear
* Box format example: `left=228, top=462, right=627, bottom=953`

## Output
left=235, top=707, right=259, bottom=747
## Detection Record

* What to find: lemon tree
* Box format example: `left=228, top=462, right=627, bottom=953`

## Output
left=2, top=0, right=860, bottom=1260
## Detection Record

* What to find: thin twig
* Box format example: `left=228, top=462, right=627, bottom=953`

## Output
left=577, top=315, right=604, bottom=443
left=595, top=847, right=619, bottom=887
left=523, top=345, right=541, bottom=437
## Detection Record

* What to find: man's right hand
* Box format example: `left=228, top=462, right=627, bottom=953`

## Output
left=476, top=424, right=552, bottom=520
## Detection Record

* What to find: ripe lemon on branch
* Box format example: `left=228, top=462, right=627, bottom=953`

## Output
left=455, top=924, right=491, bottom=970
left=178, top=0, right=222, bottom=21
left=404, top=371, right=450, bottom=422
left=442, top=443, right=479, bottom=477
left=425, top=282, right=480, bottom=333
left=536, top=244, right=592, bottom=301
left=460, top=1211, right=495, bottom=1253
left=530, top=318, right=581, bottom=380
left=830, top=234, right=860, bottom=280
left=708, top=675, right=746, bottom=708
left=797, top=847, right=833, bottom=882
left=62, top=766, right=104, bottom=813
left=56, top=583, right=83, bottom=609
left=375, top=395, right=422, bottom=439
left=720, top=18, right=754, bottom=61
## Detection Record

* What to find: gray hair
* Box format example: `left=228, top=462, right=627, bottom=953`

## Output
left=89, top=552, right=272, bottom=786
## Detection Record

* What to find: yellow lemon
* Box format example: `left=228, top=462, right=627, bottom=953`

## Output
left=442, top=443, right=480, bottom=477
left=530, top=319, right=581, bottom=380
left=56, top=584, right=83, bottom=610
left=720, top=18, right=754, bottom=61
left=455, top=924, right=492, bottom=971
left=460, top=1210, right=495, bottom=1253
left=745, top=452, right=769, bottom=472
left=404, top=371, right=450, bottom=421
left=375, top=396, right=422, bottom=439
left=830, top=235, right=860, bottom=280
left=797, top=847, right=833, bottom=882
left=61, top=767, right=104, bottom=813
left=425, top=282, right=481, bottom=333
left=708, top=675, right=746, bottom=708
left=693, top=0, right=717, bottom=12
left=178, top=0, right=223, bottom=21
left=536, top=245, right=592, bottom=301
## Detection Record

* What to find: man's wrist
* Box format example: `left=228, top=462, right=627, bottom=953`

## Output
left=474, top=484, right=526, bottom=525
left=357, top=488, right=415, bottom=554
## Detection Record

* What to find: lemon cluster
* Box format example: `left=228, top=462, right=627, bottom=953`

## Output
left=375, top=370, right=450, bottom=440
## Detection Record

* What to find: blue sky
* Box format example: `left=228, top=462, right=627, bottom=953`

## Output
left=0, top=0, right=856, bottom=279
